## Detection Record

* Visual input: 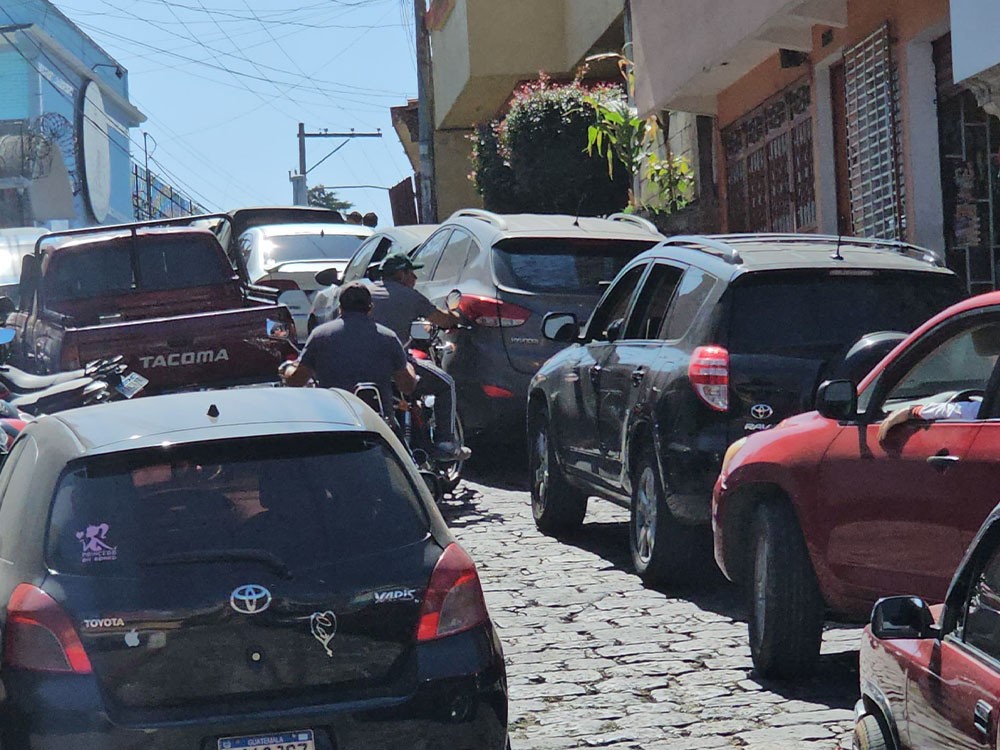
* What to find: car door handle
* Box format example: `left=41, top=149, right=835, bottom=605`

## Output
left=926, top=452, right=961, bottom=471
left=590, top=365, right=602, bottom=384
left=974, top=699, right=991, bottom=735
left=631, top=367, right=647, bottom=386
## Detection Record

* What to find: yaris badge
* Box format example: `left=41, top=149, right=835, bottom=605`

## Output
left=750, top=404, right=774, bottom=420
left=230, top=584, right=272, bottom=615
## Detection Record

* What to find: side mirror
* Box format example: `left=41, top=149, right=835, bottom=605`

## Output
left=815, top=379, right=857, bottom=421
left=606, top=317, right=625, bottom=343
left=18, top=254, right=38, bottom=311
left=871, top=596, right=938, bottom=640
left=265, top=318, right=291, bottom=340
left=446, top=289, right=462, bottom=312
left=542, top=312, right=579, bottom=343
left=314, top=267, right=341, bottom=287
left=410, top=320, right=432, bottom=341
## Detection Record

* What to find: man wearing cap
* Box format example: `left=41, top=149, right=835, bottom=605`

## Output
left=373, top=253, right=469, bottom=461
left=280, top=281, right=415, bottom=413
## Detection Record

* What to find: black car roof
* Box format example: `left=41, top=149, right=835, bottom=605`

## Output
left=44, top=388, right=370, bottom=456
left=635, top=233, right=955, bottom=280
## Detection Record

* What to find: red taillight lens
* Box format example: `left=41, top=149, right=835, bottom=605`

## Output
left=4, top=584, right=92, bottom=674
left=416, top=544, right=490, bottom=642
left=409, top=348, right=430, bottom=361
left=688, top=345, right=729, bottom=412
left=482, top=384, right=514, bottom=399
left=458, top=295, right=530, bottom=327
left=260, top=278, right=301, bottom=293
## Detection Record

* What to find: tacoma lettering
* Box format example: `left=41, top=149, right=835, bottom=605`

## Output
left=140, top=349, right=229, bottom=369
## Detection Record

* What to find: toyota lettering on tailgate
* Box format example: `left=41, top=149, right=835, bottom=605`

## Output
left=139, top=349, right=230, bottom=368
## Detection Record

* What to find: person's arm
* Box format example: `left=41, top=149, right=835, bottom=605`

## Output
left=280, top=360, right=315, bottom=387
left=388, top=334, right=417, bottom=394
left=428, top=307, right=463, bottom=329
left=877, top=400, right=980, bottom=443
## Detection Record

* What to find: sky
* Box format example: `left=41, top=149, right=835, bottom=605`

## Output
left=56, top=0, right=419, bottom=226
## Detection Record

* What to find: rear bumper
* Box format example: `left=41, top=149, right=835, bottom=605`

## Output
left=1, top=627, right=507, bottom=750
left=446, top=340, right=530, bottom=436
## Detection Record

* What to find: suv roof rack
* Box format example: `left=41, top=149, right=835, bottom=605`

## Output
left=713, top=233, right=945, bottom=267
left=606, top=213, right=659, bottom=234
left=449, top=208, right=508, bottom=231
left=664, top=235, right=743, bottom=264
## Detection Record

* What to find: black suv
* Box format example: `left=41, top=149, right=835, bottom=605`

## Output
left=407, top=209, right=663, bottom=439
left=527, top=234, right=965, bottom=583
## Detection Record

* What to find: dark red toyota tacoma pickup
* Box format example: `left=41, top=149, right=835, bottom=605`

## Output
left=3, top=221, right=296, bottom=393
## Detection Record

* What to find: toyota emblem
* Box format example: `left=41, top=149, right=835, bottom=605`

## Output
left=750, top=403, right=774, bottom=420
left=230, top=584, right=272, bottom=615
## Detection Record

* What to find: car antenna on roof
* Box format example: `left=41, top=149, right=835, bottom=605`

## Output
left=573, top=193, right=588, bottom=227
left=207, top=404, right=220, bottom=418
left=831, top=234, right=844, bottom=261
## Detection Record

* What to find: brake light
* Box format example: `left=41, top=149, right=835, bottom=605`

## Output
left=409, top=348, right=430, bottom=360
left=260, top=278, right=300, bottom=293
left=4, top=584, right=92, bottom=674
left=482, top=384, right=514, bottom=399
left=458, top=295, right=530, bottom=327
left=689, top=345, right=729, bottom=412
left=416, top=543, right=489, bottom=642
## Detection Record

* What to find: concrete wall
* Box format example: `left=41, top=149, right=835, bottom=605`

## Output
left=564, top=0, right=624, bottom=66
left=434, top=128, right=482, bottom=219
left=431, top=0, right=472, bottom=130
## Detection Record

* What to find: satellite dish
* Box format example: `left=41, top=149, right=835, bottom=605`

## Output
left=80, top=80, right=111, bottom=223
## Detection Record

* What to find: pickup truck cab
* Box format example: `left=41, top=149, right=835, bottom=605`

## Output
left=4, top=221, right=296, bottom=393
left=714, top=291, right=1000, bottom=680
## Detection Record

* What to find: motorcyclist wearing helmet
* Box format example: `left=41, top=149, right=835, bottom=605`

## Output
left=372, top=253, right=469, bottom=461
left=280, top=281, right=416, bottom=412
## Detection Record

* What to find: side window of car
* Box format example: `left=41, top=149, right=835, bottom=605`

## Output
left=624, top=263, right=684, bottom=340
left=432, top=230, right=475, bottom=284
left=587, top=264, right=647, bottom=342
left=661, top=267, right=718, bottom=341
left=961, top=539, right=1000, bottom=660
left=342, top=236, right=382, bottom=282
left=411, top=230, right=452, bottom=282
left=869, top=321, right=1000, bottom=417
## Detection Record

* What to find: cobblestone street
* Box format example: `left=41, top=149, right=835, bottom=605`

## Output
left=442, top=462, right=861, bottom=750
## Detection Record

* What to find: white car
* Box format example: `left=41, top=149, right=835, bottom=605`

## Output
left=239, top=222, right=372, bottom=340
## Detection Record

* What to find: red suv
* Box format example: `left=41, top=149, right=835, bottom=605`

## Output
left=714, top=291, right=1000, bottom=679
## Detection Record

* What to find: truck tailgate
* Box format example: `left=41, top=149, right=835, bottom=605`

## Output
left=63, top=306, right=295, bottom=393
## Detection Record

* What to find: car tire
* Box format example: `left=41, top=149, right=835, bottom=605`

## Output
left=529, top=406, right=587, bottom=535
left=748, top=501, right=824, bottom=679
left=853, top=712, right=892, bottom=750
left=629, top=448, right=699, bottom=585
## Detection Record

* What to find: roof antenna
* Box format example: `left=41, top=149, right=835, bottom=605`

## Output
left=573, top=193, right=587, bottom=227
left=207, top=404, right=220, bottom=418
left=831, top=234, right=844, bottom=261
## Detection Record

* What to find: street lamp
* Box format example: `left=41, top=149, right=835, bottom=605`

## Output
left=90, top=62, right=123, bottom=79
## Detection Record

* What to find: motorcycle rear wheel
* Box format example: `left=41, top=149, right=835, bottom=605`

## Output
left=440, top=414, right=465, bottom=493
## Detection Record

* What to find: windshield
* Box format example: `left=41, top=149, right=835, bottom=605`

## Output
left=257, top=233, right=367, bottom=264
left=492, top=237, right=657, bottom=294
left=726, top=270, right=964, bottom=357
left=46, top=433, right=429, bottom=577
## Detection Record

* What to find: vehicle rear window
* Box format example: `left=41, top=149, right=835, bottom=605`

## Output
left=44, top=236, right=234, bottom=302
left=46, top=434, right=429, bottom=577
left=256, top=233, right=367, bottom=264
left=493, top=237, right=657, bottom=294
left=725, top=270, right=964, bottom=356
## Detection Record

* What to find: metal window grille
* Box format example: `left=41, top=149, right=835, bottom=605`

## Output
left=843, top=23, right=906, bottom=240
left=722, top=81, right=816, bottom=233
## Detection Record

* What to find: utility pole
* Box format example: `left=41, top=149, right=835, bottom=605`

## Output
left=289, top=124, right=382, bottom=206
left=415, top=0, right=437, bottom=222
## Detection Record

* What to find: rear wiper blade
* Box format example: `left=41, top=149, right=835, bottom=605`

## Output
left=142, top=549, right=293, bottom=579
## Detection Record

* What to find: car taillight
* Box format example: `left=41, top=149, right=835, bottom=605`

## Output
left=482, top=384, right=514, bottom=399
left=416, top=543, right=489, bottom=642
left=458, top=295, right=530, bottom=327
left=689, top=345, right=729, bottom=412
left=60, top=341, right=81, bottom=370
left=4, top=584, right=92, bottom=674
left=261, top=278, right=300, bottom=293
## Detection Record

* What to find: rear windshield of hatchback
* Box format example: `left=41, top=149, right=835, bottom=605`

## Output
left=46, top=434, right=429, bottom=577
left=493, top=237, right=657, bottom=294
left=251, top=232, right=367, bottom=264
left=726, top=270, right=964, bottom=356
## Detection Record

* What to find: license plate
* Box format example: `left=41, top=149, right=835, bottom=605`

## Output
left=115, top=371, right=149, bottom=399
left=218, top=729, right=315, bottom=750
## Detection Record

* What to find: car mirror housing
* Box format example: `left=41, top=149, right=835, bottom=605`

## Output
left=871, top=596, right=938, bottom=640
left=606, top=318, right=624, bottom=343
left=542, top=312, right=579, bottom=343
left=410, top=320, right=432, bottom=341
left=815, top=379, right=857, bottom=421
left=314, top=267, right=341, bottom=287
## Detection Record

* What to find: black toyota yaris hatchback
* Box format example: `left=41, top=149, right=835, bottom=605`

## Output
left=0, top=388, right=506, bottom=749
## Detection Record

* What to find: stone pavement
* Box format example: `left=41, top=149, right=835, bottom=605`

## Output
left=441, top=466, right=860, bottom=750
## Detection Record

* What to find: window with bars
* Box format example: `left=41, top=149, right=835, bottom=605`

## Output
left=843, top=23, right=907, bottom=240
left=722, top=82, right=816, bottom=233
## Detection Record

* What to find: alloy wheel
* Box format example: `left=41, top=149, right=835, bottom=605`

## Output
left=633, top=465, right=658, bottom=565
left=532, top=423, right=549, bottom=515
